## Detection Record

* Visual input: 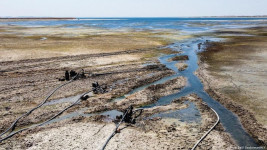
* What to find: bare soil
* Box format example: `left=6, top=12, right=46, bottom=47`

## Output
left=0, top=93, right=236, bottom=150
left=196, top=27, right=267, bottom=146
left=176, top=62, right=188, bottom=71
left=0, top=24, right=238, bottom=149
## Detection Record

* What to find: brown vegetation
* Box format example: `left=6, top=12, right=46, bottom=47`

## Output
left=197, top=27, right=267, bottom=146
left=171, top=55, right=189, bottom=61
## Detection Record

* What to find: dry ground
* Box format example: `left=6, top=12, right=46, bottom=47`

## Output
left=0, top=24, right=178, bottom=135
left=0, top=24, right=184, bottom=61
left=0, top=23, right=236, bottom=149
left=0, top=92, right=236, bottom=150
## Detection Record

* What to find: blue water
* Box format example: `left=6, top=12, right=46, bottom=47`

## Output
left=147, top=38, right=260, bottom=147
left=113, top=35, right=260, bottom=147
left=148, top=101, right=202, bottom=123
left=1, top=18, right=267, bottom=33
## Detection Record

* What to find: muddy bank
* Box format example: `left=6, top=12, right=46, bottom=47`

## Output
left=196, top=62, right=267, bottom=147
left=0, top=24, right=176, bottom=61
left=0, top=93, right=236, bottom=150
left=0, top=47, right=175, bottom=135
left=113, top=76, right=187, bottom=109
left=196, top=27, right=267, bottom=146
left=169, top=55, right=189, bottom=61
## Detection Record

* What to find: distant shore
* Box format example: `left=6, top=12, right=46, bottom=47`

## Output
left=1, top=16, right=267, bottom=19
left=0, top=17, right=76, bottom=20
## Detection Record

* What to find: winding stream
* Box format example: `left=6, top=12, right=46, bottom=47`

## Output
left=46, top=36, right=259, bottom=147
left=2, top=18, right=267, bottom=148
left=149, top=37, right=259, bottom=147
left=41, top=37, right=259, bottom=148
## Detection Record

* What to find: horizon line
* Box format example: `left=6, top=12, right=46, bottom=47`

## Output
left=1, top=15, right=267, bottom=19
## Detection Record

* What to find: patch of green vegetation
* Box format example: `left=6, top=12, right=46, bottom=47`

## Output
left=140, top=48, right=175, bottom=61
left=157, top=39, right=173, bottom=45
left=160, top=48, right=176, bottom=54
left=135, top=102, right=153, bottom=108
left=141, top=51, right=159, bottom=60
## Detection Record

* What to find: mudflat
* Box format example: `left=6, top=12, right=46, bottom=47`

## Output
left=197, top=27, right=267, bottom=145
left=0, top=24, right=236, bottom=149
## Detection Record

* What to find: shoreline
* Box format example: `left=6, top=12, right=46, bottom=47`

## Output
left=195, top=60, right=267, bottom=147
left=0, top=88, right=237, bottom=149
left=1, top=22, right=266, bottom=149
left=195, top=27, right=267, bottom=147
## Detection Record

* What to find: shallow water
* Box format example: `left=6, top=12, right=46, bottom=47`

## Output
left=112, top=74, right=179, bottom=102
left=44, top=94, right=84, bottom=106
left=43, top=36, right=259, bottom=147
left=148, top=38, right=259, bottom=147
left=43, top=109, right=123, bottom=125
left=148, top=101, right=201, bottom=123
left=1, top=18, right=267, bottom=33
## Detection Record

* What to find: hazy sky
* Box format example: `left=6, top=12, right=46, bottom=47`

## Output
left=0, top=0, right=266, bottom=17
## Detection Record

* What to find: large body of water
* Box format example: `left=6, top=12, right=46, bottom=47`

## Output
left=1, top=17, right=267, bottom=32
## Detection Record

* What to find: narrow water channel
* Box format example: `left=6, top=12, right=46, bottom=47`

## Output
left=148, top=37, right=259, bottom=147
left=32, top=37, right=259, bottom=147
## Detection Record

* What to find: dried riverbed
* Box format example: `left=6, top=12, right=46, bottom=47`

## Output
left=196, top=27, right=267, bottom=147
left=0, top=24, right=262, bottom=150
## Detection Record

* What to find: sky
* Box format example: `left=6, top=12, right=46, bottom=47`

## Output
left=0, top=0, right=267, bottom=17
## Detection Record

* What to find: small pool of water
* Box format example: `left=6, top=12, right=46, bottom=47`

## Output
left=148, top=101, right=201, bottom=123
left=44, top=94, right=83, bottom=106
left=101, top=110, right=123, bottom=122
left=100, top=110, right=123, bottom=120
left=43, top=108, right=123, bottom=125
left=112, top=74, right=179, bottom=102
